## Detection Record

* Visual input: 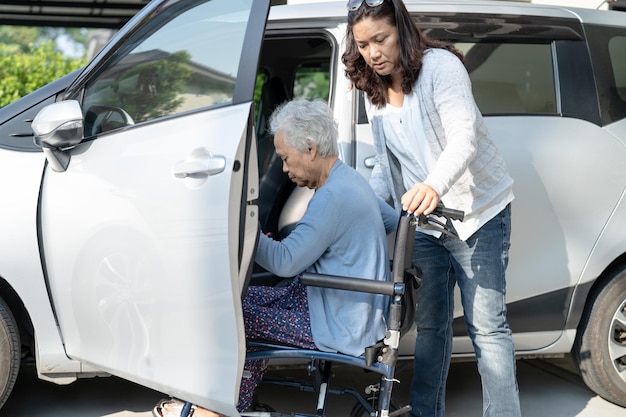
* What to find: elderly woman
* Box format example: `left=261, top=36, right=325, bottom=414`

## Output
left=154, top=99, right=398, bottom=417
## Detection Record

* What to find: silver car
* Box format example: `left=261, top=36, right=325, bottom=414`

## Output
left=0, top=0, right=624, bottom=413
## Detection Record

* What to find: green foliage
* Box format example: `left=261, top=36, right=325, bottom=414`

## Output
left=0, top=27, right=88, bottom=108
left=122, top=51, right=193, bottom=121
left=0, top=26, right=89, bottom=107
left=294, top=65, right=330, bottom=101
left=254, top=72, right=267, bottom=121
left=0, top=27, right=39, bottom=53
left=90, top=51, right=192, bottom=123
left=41, top=27, right=91, bottom=50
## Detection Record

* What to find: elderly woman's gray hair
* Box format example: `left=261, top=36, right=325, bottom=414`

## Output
left=268, top=99, right=339, bottom=158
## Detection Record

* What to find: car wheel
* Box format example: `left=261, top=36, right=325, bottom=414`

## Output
left=0, top=297, right=20, bottom=410
left=573, top=266, right=626, bottom=407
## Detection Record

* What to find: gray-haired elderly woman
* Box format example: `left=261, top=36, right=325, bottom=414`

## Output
left=153, top=99, right=398, bottom=417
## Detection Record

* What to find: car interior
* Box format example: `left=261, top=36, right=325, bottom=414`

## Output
left=251, top=34, right=333, bottom=287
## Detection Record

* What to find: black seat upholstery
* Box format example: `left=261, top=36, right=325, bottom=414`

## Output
left=256, top=77, right=293, bottom=236
left=257, top=77, right=289, bottom=178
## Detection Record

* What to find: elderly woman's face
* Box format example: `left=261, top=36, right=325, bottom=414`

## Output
left=274, top=130, right=317, bottom=189
left=352, top=16, right=400, bottom=77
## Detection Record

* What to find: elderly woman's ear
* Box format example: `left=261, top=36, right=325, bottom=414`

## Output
left=306, top=142, right=318, bottom=159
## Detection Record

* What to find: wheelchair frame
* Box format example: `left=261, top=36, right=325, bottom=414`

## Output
left=178, top=208, right=463, bottom=417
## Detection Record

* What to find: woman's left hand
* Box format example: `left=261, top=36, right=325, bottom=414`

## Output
left=401, top=183, right=440, bottom=216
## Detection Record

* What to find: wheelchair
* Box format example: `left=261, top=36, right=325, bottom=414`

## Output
left=241, top=207, right=464, bottom=417
left=178, top=207, right=463, bottom=417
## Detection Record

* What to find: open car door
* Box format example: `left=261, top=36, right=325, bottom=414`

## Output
left=33, top=0, right=269, bottom=415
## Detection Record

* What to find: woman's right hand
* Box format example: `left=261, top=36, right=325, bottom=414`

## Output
left=401, top=182, right=440, bottom=216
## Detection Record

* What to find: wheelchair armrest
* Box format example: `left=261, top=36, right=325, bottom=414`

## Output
left=300, top=272, right=396, bottom=296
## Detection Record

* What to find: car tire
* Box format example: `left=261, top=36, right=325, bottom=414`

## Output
left=573, top=266, right=626, bottom=407
left=0, top=297, right=20, bottom=410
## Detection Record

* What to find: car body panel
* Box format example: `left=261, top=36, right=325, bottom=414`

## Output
left=0, top=70, right=81, bottom=152
left=377, top=109, right=626, bottom=356
left=0, top=150, right=85, bottom=375
left=32, top=0, right=269, bottom=413
left=40, top=106, right=250, bottom=412
left=484, top=116, right=626, bottom=348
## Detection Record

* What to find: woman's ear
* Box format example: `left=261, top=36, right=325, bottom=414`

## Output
left=306, top=142, right=318, bottom=160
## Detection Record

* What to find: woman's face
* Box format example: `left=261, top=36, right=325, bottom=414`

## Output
left=274, top=130, right=318, bottom=189
left=352, top=16, right=401, bottom=77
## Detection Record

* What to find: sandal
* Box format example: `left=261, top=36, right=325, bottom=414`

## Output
left=152, top=398, right=196, bottom=417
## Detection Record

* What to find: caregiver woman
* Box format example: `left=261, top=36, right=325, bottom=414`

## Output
left=342, top=1, right=521, bottom=416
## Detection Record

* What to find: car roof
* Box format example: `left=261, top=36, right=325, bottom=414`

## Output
left=268, top=0, right=626, bottom=27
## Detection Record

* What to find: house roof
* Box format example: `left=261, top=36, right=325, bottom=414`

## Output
left=0, top=0, right=150, bottom=29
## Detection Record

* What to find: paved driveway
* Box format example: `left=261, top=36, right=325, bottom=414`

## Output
left=3, top=356, right=625, bottom=416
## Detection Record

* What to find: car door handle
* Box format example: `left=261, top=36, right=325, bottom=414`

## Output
left=364, top=156, right=376, bottom=169
left=173, top=155, right=226, bottom=178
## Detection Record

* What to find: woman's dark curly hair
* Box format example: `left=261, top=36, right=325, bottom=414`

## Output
left=342, top=0, right=463, bottom=107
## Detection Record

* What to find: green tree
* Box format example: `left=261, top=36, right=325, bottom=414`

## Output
left=0, top=26, right=93, bottom=107
left=101, top=51, right=192, bottom=122
left=0, top=26, right=39, bottom=53
left=0, top=40, right=86, bottom=107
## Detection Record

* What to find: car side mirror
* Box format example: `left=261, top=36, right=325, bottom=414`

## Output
left=31, top=100, right=84, bottom=172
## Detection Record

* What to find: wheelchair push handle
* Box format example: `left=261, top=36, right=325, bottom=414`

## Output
left=431, top=205, right=465, bottom=221
left=401, top=205, right=465, bottom=221
left=403, top=205, right=465, bottom=238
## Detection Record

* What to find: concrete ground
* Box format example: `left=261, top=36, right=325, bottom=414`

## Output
left=3, top=355, right=625, bottom=416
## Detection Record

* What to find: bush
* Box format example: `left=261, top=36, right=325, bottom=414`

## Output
left=0, top=40, right=86, bottom=107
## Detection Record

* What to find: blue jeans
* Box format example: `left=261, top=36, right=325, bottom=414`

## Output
left=409, top=204, right=520, bottom=417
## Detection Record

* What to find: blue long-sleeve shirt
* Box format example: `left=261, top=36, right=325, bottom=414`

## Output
left=255, top=160, right=397, bottom=356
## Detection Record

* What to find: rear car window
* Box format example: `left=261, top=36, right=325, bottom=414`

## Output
left=293, top=62, right=330, bottom=101
left=585, top=24, right=626, bottom=125
left=458, top=42, right=555, bottom=115
left=610, top=37, right=626, bottom=103
left=254, top=35, right=332, bottom=180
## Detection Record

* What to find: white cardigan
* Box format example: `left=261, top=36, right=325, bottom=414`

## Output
left=366, top=48, right=514, bottom=240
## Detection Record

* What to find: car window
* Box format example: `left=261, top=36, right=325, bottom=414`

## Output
left=254, top=34, right=333, bottom=235
left=585, top=24, right=626, bottom=125
left=610, top=37, right=626, bottom=103
left=355, top=40, right=556, bottom=121
left=79, top=0, right=250, bottom=137
left=408, top=12, right=585, bottom=118
left=459, top=42, right=556, bottom=115
left=254, top=35, right=332, bottom=180
left=293, top=62, right=330, bottom=101
left=357, top=12, right=582, bottom=122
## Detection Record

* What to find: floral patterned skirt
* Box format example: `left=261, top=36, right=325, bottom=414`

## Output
left=238, top=275, right=316, bottom=411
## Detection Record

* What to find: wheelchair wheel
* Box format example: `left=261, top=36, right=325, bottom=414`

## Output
left=251, top=400, right=276, bottom=412
left=349, top=396, right=409, bottom=417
